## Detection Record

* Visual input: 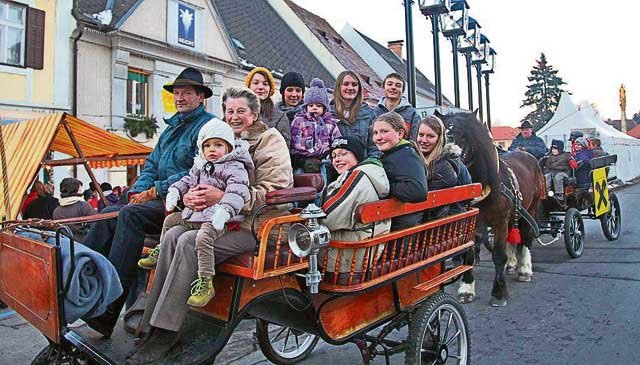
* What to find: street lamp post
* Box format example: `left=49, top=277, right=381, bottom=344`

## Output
left=419, top=0, right=451, bottom=106
left=440, top=0, right=469, bottom=108
left=482, top=48, right=497, bottom=129
left=403, top=0, right=417, bottom=106
left=472, top=34, right=489, bottom=122
left=458, top=17, right=480, bottom=111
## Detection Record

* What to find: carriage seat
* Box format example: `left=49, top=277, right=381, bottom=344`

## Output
left=265, top=173, right=325, bottom=205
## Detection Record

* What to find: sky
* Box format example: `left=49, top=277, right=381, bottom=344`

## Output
left=292, top=0, right=637, bottom=127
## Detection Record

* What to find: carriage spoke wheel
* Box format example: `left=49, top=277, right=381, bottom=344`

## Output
left=564, top=208, right=585, bottom=258
left=255, top=319, right=319, bottom=364
left=406, top=292, right=470, bottom=365
left=600, top=192, right=621, bottom=241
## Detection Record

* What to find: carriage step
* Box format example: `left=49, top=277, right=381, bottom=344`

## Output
left=411, top=265, right=473, bottom=292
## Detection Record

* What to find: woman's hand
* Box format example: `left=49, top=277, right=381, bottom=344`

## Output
left=183, top=185, right=224, bottom=211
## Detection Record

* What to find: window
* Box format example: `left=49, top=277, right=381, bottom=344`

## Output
left=0, top=1, right=44, bottom=69
left=0, top=0, right=25, bottom=66
left=126, top=69, right=150, bottom=116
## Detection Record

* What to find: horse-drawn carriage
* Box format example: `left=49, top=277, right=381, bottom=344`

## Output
left=537, top=154, right=622, bottom=258
left=0, top=175, right=482, bottom=364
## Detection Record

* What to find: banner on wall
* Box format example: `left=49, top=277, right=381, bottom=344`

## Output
left=178, top=3, right=195, bottom=47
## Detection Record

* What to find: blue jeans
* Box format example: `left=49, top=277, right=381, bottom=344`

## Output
left=84, top=199, right=165, bottom=288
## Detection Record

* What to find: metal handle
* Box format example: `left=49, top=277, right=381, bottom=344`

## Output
left=55, top=226, right=75, bottom=295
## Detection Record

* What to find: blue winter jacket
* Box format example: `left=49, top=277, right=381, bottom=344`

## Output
left=373, top=96, right=421, bottom=141
left=330, top=100, right=378, bottom=158
left=131, top=104, right=214, bottom=199
left=508, top=133, right=547, bottom=159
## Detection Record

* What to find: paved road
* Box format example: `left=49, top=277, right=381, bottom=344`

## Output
left=2, top=184, right=639, bottom=364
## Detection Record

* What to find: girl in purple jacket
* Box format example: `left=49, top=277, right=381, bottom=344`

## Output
left=138, top=118, right=254, bottom=307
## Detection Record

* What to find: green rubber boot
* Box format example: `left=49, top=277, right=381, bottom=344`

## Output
left=187, top=275, right=215, bottom=307
left=137, top=245, right=161, bottom=270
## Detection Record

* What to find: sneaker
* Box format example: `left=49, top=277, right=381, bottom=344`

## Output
left=138, top=245, right=161, bottom=270
left=187, top=275, right=215, bottom=307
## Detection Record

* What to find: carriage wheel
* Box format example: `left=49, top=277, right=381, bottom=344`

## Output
left=405, top=292, right=470, bottom=365
left=564, top=208, right=585, bottom=258
left=600, top=192, right=621, bottom=241
left=255, top=319, right=319, bottom=364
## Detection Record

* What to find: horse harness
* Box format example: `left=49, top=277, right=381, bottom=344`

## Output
left=499, top=159, right=540, bottom=237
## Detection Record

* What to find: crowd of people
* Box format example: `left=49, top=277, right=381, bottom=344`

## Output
left=17, top=66, right=474, bottom=364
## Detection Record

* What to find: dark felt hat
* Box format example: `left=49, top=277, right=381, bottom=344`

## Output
left=519, top=120, right=533, bottom=129
left=163, top=67, right=213, bottom=98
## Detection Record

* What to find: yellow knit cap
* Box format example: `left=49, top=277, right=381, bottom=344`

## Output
left=244, top=67, right=276, bottom=98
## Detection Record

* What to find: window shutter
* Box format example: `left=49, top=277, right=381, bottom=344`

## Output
left=25, top=7, right=45, bottom=70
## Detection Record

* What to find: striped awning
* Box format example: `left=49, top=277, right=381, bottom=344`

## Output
left=0, top=113, right=152, bottom=220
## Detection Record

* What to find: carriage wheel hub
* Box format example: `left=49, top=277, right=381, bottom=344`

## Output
left=438, top=344, right=449, bottom=362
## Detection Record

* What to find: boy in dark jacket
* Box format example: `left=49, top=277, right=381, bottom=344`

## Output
left=541, top=139, right=574, bottom=198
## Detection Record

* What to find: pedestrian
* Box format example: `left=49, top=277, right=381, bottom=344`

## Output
left=83, top=182, right=99, bottom=210
left=373, top=112, right=428, bottom=231
left=137, top=118, right=253, bottom=308
left=590, top=138, right=607, bottom=157
left=374, top=73, right=421, bottom=140
left=97, top=182, right=121, bottom=212
left=508, top=120, right=547, bottom=159
left=289, top=78, right=341, bottom=176
left=24, top=182, right=59, bottom=220
left=330, top=70, right=378, bottom=158
left=275, top=71, right=305, bottom=122
left=82, top=67, right=215, bottom=339
left=244, top=67, right=291, bottom=145
left=20, top=180, right=45, bottom=217
left=52, top=178, right=97, bottom=242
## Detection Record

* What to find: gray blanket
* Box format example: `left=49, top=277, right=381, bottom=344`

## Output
left=16, top=230, right=123, bottom=324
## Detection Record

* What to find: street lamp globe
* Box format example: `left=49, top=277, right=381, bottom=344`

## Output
left=440, top=0, right=468, bottom=37
left=419, top=0, right=451, bottom=16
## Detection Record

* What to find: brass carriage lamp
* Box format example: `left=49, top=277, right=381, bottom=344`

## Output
left=288, top=204, right=331, bottom=294
left=440, top=0, right=468, bottom=38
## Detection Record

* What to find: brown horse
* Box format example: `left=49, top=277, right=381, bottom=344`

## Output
left=439, top=112, right=545, bottom=307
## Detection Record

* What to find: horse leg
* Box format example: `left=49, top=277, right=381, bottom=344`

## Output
left=516, top=224, right=534, bottom=282
left=457, top=249, right=476, bottom=303
left=490, top=223, right=509, bottom=307
left=505, top=242, right=517, bottom=275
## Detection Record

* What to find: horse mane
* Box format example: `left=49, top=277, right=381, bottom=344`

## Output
left=447, top=112, right=501, bottom=190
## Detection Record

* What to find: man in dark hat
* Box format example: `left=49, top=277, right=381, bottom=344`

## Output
left=508, top=120, right=547, bottom=159
left=275, top=71, right=305, bottom=121
left=83, top=67, right=215, bottom=338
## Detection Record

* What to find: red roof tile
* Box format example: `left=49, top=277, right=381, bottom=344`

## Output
left=491, top=126, right=518, bottom=140
left=628, top=124, right=640, bottom=139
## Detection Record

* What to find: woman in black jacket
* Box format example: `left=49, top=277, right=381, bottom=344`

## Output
left=372, top=112, right=428, bottom=230
left=416, top=116, right=459, bottom=220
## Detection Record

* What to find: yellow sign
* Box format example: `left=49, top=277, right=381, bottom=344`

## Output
left=592, top=167, right=609, bottom=217
left=162, top=84, right=177, bottom=113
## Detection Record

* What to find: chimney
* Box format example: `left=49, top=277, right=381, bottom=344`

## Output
left=387, top=40, right=404, bottom=58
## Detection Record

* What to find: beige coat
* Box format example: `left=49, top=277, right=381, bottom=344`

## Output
left=239, top=120, right=293, bottom=231
left=321, top=159, right=391, bottom=273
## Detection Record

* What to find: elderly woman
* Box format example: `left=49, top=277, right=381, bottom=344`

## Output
left=321, top=136, right=390, bottom=273
left=126, top=88, right=293, bottom=364
left=330, top=70, right=378, bottom=158
left=244, top=67, right=291, bottom=145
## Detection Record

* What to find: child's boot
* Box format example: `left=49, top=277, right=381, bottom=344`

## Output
left=187, top=275, right=215, bottom=307
left=138, top=245, right=161, bottom=270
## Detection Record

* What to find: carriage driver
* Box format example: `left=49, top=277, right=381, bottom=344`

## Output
left=508, top=120, right=547, bottom=159
left=83, top=67, right=215, bottom=338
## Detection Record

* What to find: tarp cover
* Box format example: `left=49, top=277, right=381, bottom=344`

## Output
left=0, top=113, right=152, bottom=220
left=537, top=93, right=640, bottom=182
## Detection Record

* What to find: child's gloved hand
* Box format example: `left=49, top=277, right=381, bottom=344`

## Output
left=165, top=188, right=180, bottom=211
left=211, top=206, right=231, bottom=230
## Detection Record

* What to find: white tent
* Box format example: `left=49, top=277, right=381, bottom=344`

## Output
left=537, top=93, right=640, bottom=182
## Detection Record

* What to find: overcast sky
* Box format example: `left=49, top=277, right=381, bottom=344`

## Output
left=292, top=0, right=636, bottom=127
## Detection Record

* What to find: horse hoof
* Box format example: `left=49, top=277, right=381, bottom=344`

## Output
left=458, top=293, right=475, bottom=304
left=505, top=266, right=517, bottom=275
left=490, top=297, right=507, bottom=307
left=516, top=273, right=532, bottom=282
